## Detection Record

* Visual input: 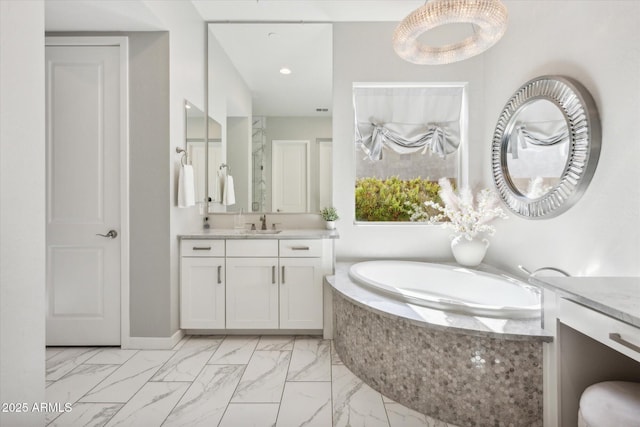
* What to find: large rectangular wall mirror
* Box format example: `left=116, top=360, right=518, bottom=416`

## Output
left=185, top=100, right=222, bottom=206
left=207, top=22, right=333, bottom=213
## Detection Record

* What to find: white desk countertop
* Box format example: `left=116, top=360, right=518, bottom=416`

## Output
left=530, top=276, right=640, bottom=327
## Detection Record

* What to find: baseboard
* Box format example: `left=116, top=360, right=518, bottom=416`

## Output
left=184, top=329, right=323, bottom=336
left=126, top=329, right=185, bottom=350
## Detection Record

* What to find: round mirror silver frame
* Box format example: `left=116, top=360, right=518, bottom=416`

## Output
left=492, top=75, right=601, bottom=218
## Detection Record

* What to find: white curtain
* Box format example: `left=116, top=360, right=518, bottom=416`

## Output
left=353, top=85, right=464, bottom=161
left=508, top=120, right=569, bottom=160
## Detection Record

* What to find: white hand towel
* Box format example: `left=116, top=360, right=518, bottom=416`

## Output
left=178, top=164, right=195, bottom=208
left=223, top=174, right=236, bottom=206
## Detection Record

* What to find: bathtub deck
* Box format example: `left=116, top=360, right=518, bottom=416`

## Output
left=327, top=262, right=551, bottom=342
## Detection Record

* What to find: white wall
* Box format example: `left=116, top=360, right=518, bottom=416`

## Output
left=0, top=1, right=46, bottom=426
left=482, top=0, right=640, bottom=277
left=333, top=2, right=640, bottom=276
left=127, top=32, right=172, bottom=338
left=143, top=1, right=211, bottom=335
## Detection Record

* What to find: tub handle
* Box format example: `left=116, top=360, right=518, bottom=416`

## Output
left=609, top=333, right=640, bottom=353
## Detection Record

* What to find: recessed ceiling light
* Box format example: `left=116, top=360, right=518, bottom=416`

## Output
left=279, top=67, right=292, bottom=75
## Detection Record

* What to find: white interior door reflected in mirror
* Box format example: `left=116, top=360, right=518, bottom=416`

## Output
left=318, top=138, right=333, bottom=209
left=272, top=140, right=310, bottom=212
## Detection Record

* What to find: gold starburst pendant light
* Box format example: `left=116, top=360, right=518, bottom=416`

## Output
left=393, top=0, right=508, bottom=65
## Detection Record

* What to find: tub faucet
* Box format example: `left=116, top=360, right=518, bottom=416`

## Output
left=518, top=265, right=571, bottom=277
left=260, top=215, right=267, bottom=230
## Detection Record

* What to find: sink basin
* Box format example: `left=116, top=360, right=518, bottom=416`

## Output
left=240, top=229, right=282, bottom=235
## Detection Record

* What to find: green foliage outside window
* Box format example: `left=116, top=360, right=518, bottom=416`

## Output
left=355, top=176, right=445, bottom=222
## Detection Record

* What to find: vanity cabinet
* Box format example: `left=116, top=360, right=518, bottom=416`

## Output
left=180, top=239, right=225, bottom=329
left=180, top=235, right=331, bottom=331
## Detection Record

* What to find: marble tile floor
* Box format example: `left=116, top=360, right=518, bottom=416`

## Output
left=45, top=335, right=460, bottom=427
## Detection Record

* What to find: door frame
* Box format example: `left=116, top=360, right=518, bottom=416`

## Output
left=45, top=36, right=130, bottom=348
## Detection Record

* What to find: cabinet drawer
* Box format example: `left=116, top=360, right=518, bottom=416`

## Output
left=279, top=239, right=322, bottom=257
left=559, top=298, right=640, bottom=363
left=227, top=239, right=278, bottom=257
left=181, top=239, right=225, bottom=257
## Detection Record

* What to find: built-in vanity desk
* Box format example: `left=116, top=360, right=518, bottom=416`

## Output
left=179, top=229, right=338, bottom=337
left=532, top=276, right=640, bottom=427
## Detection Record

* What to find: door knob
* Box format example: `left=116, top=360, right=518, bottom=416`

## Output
left=96, top=229, right=118, bottom=239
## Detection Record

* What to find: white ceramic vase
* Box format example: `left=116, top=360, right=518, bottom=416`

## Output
left=325, top=220, right=336, bottom=230
left=450, top=234, right=489, bottom=267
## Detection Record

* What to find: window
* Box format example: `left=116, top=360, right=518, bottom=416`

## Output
left=353, top=83, right=467, bottom=222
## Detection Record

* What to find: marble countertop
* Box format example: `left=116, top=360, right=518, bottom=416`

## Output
left=179, top=229, right=339, bottom=240
left=530, top=276, right=640, bottom=328
left=328, top=262, right=552, bottom=342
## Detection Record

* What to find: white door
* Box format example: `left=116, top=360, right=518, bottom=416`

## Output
left=46, top=44, right=122, bottom=345
left=272, top=140, right=310, bottom=212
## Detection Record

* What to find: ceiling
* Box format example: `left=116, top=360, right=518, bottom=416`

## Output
left=209, top=22, right=332, bottom=117
left=191, top=1, right=426, bottom=22
left=44, top=1, right=428, bottom=32
left=42, top=0, right=472, bottom=117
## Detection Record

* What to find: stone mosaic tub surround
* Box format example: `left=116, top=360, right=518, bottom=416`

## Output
left=329, top=262, right=549, bottom=427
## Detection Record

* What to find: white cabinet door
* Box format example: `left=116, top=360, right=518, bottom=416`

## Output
left=280, top=257, right=323, bottom=329
left=226, top=257, right=279, bottom=329
left=180, top=257, right=225, bottom=329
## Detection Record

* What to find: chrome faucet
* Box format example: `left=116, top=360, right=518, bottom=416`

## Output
left=518, top=265, right=571, bottom=277
left=259, top=215, right=267, bottom=230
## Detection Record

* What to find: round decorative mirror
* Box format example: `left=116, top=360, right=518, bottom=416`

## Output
left=492, top=75, right=601, bottom=218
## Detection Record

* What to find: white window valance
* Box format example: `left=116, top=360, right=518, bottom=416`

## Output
left=353, top=85, right=464, bottom=161
left=507, top=120, right=569, bottom=160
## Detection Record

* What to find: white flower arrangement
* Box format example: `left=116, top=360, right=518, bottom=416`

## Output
left=409, top=178, right=508, bottom=240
